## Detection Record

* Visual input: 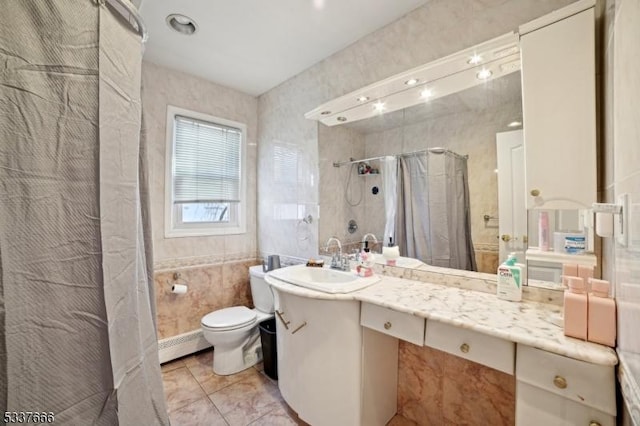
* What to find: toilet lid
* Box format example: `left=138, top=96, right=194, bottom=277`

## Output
left=201, top=306, right=257, bottom=329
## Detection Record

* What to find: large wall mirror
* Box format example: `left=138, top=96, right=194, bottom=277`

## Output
left=311, top=29, right=597, bottom=291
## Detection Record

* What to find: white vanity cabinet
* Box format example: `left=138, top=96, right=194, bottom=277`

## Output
left=520, top=2, right=596, bottom=209
left=273, top=290, right=397, bottom=426
left=516, top=345, right=616, bottom=426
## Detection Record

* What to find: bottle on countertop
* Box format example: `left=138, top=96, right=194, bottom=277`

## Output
left=564, top=276, right=588, bottom=340
left=587, top=279, right=616, bottom=347
left=562, top=263, right=578, bottom=289
left=382, top=237, right=399, bottom=266
left=497, top=253, right=522, bottom=302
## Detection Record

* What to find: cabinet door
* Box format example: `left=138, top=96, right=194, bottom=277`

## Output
left=274, top=290, right=363, bottom=426
left=520, top=7, right=596, bottom=209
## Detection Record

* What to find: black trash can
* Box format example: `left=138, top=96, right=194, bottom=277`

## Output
left=259, top=318, right=278, bottom=380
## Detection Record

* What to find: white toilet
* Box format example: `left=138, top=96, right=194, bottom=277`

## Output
left=201, top=265, right=275, bottom=375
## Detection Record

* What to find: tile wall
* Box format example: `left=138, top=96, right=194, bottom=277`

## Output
left=603, top=0, right=640, bottom=422
left=141, top=62, right=260, bottom=339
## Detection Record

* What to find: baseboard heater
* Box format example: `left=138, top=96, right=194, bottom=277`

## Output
left=158, top=329, right=211, bottom=364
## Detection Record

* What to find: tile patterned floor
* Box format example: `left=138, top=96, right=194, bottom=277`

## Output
left=161, top=349, right=306, bottom=426
left=161, top=348, right=414, bottom=426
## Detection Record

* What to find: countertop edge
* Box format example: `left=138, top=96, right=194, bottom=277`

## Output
left=618, top=350, right=640, bottom=425
left=266, top=274, right=618, bottom=367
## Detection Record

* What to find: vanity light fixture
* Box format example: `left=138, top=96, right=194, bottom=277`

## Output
left=420, top=88, right=433, bottom=99
left=166, top=14, right=198, bottom=35
left=336, top=116, right=347, bottom=122
left=404, top=78, right=419, bottom=86
left=356, top=96, right=369, bottom=102
left=468, top=54, right=482, bottom=65
left=373, top=101, right=386, bottom=112
left=508, top=121, right=522, bottom=127
left=476, top=68, right=492, bottom=80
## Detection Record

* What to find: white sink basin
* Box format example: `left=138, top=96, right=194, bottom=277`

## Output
left=268, top=264, right=381, bottom=294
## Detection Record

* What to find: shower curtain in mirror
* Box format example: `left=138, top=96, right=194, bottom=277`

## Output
left=0, top=1, right=169, bottom=424
left=395, top=152, right=477, bottom=271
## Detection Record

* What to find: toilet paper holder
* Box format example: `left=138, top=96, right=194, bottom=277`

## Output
left=167, top=272, right=188, bottom=286
left=592, top=193, right=628, bottom=246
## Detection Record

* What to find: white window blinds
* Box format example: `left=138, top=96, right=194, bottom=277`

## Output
left=173, top=115, right=242, bottom=204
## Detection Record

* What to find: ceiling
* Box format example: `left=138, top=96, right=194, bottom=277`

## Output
left=139, top=0, right=429, bottom=96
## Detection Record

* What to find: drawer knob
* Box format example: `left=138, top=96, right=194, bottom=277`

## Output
left=384, top=321, right=392, bottom=330
left=553, top=375, right=567, bottom=389
left=589, top=422, right=601, bottom=426
left=530, top=189, right=541, bottom=196
left=460, top=343, right=470, bottom=353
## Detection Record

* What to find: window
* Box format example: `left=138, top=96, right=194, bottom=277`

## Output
left=165, top=106, right=246, bottom=237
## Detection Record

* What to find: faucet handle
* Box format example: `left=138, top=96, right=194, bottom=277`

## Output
left=341, top=255, right=350, bottom=271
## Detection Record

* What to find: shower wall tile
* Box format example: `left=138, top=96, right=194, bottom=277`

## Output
left=397, top=342, right=515, bottom=425
left=257, top=0, right=575, bottom=261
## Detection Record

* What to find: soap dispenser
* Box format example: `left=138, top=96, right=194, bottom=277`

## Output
left=564, top=277, right=587, bottom=340
left=587, top=279, right=616, bottom=347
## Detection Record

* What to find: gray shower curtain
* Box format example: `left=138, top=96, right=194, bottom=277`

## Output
left=0, top=1, right=169, bottom=424
left=395, top=152, right=477, bottom=271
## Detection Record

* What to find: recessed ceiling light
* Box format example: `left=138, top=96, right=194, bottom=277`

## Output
left=404, top=78, right=419, bottom=86
left=476, top=69, right=492, bottom=80
left=508, top=121, right=522, bottom=127
left=166, top=14, right=198, bottom=35
left=320, top=111, right=331, bottom=115
left=337, top=116, right=347, bottom=122
left=356, top=96, right=369, bottom=102
left=373, top=101, right=385, bottom=112
left=420, top=88, right=433, bottom=99
left=468, top=54, right=482, bottom=65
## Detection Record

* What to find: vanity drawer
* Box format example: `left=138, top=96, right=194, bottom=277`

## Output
left=425, top=320, right=515, bottom=375
left=360, top=303, right=425, bottom=346
left=516, top=345, right=616, bottom=416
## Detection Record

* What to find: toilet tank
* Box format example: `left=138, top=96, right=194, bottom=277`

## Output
left=249, top=265, right=274, bottom=314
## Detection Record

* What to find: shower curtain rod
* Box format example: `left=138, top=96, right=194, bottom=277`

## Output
left=332, top=148, right=468, bottom=167
left=104, top=0, right=148, bottom=42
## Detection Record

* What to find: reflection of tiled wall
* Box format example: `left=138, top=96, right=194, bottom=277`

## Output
left=475, top=249, right=499, bottom=274
left=362, top=100, right=521, bottom=252
left=154, top=259, right=260, bottom=340
left=398, top=342, right=515, bottom=425
left=259, top=0, right=576, bottom=262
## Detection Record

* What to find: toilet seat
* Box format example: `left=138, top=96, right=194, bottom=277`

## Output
left=201, top=306, right=257, bottom=332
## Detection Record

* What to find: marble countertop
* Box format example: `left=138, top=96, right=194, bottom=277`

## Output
left=266, top=271, right=618, bottom=367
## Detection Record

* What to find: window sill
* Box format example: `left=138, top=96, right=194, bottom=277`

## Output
left=165, top=225, right=247, bottom=238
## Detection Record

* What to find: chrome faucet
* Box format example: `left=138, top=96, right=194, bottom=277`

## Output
left=325, top=237, right=348, bottom=270
left=361, top=233, right=378, bottom=252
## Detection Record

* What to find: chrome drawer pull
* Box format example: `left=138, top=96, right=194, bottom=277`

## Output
left=291, top=321, right=307, bottom=334
left=275, top=310, right=290, bottom=330
left=384, top=321, right=392, bottom=330
left=553, top=375, right=567, bottom=389
left=460, top=343, right=470, bottom=353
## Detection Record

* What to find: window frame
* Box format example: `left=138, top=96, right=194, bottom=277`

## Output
left=164, top=105, right=247, bottom=238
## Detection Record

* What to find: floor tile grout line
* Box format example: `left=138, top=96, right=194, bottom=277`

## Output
left=182, top=355, right=230, bottom=425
